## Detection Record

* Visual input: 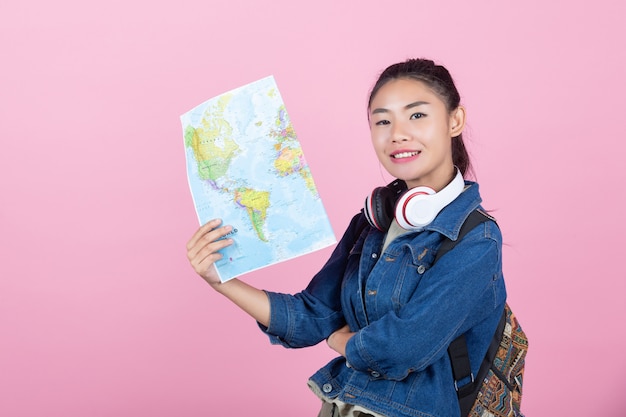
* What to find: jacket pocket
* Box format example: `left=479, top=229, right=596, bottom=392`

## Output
left=389, top=255, right=424, bottom=312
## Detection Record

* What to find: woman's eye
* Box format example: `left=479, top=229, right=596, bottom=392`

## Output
left=375, top=120, right=390, bottom=126
left=410, top=113, right=425, bottom=119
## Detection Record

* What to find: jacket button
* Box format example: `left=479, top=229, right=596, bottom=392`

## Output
left=371, top=253, right=378, bottom=259
left=370, top=371, right=381, bottom=378
left=417, top=265, right=426, bottom=274
left=322, top=383, right=333, bottom=393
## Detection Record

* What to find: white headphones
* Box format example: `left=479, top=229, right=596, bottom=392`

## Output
left=364, top=168, right=465, bottom=231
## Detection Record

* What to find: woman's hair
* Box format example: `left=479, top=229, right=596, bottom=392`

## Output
left=368, top=58, right=472, bottom=177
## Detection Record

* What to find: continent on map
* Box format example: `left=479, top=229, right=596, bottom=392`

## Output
left=185, top=94, right=240, bottom=184
left=234, top=187, right=271, bottom=242
left=269, top=106, right=318, bottom=196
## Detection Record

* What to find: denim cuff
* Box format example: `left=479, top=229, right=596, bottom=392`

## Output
left=257, top=290, right=293, bottom=346
left=345, top=331, right=383, bottom=377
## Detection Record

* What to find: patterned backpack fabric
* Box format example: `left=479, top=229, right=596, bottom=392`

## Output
left=465, top=304, right=527, bottom=417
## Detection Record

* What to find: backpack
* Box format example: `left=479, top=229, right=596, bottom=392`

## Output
left=354, top=209, right=528, bottom=417
left=436, top=210, right=528, bottom=417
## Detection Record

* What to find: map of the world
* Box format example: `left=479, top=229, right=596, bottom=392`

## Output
left=181, top=76, right=336, bottom=281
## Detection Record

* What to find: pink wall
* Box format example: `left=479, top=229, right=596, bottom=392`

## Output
left=2, top=1, right=625, bottom=415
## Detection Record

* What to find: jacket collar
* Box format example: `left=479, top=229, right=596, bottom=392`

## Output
left=422, top=181, right=483, bottom=241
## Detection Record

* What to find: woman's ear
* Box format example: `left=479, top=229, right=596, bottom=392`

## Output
left=449, top=105, right=466, bottom=137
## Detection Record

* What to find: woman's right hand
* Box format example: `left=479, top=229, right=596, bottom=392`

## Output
left=186, top=219, right=271, bottom=326
left=186, top=218, right=234, bottom=286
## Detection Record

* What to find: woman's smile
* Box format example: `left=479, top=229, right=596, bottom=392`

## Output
left=390, top=149, right=421, bottom=162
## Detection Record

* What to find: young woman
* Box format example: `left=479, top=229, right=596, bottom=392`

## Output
left=186, top=58, right=507, bottom=417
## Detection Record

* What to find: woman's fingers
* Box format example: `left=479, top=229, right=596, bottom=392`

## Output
left=191, top=235, right=232, bottom=267
left=186, top=218, right=223, bottom=252
left=187, top=220, right=232, bottom=257
left=186, top=218, right=234, bottom=283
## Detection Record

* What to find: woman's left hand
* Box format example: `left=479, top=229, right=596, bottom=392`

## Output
left=326, top=325, right=356, bottom=357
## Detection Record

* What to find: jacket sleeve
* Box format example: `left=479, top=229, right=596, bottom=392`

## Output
left=259, top=212, right=369, bottom=348
left=345, top=221, right=506, bottom=380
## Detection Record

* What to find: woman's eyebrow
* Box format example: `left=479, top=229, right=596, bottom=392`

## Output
left=371, top=101, right=430, bottom=115
left=405, top=100, right=430, bottom=109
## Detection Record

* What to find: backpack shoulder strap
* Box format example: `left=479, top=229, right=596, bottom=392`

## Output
left=356, top=209, right=371, bottom=237
left=434, top=209, right=494, bottom=264
left=440, top=209, right=501, bottom=417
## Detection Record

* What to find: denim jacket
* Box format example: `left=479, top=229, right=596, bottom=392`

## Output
left=261, top=181, right=507, bottom=417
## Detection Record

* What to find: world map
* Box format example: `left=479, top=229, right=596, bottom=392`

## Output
left=181, top=76, right=336, bottom=281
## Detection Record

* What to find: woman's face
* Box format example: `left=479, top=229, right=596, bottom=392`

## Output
left=368, top=78, right=465, bottom=191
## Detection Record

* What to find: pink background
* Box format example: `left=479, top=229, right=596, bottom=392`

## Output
left=2, top=1, right=625, bottom=415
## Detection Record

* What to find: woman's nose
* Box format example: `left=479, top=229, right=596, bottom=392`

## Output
left=391, top=122, right=409, bottom=142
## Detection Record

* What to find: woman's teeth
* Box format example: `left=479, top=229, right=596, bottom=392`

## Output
left=392, top=151, right=419, bottom=159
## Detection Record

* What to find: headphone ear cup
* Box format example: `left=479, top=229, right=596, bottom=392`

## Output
left=394, top=168, right=465, bottom=230
left=364, top=186, right=397, bottom=231
left=395, top=186, right=436, bottom=230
